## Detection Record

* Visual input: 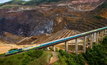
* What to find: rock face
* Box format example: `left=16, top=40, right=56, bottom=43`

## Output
left=0, top=10, right=54, bottom=37
left=66, top=0, right=105, bottom=11
left=0, top=0, right=106, bottom=37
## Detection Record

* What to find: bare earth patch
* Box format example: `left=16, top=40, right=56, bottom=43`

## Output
left=0, top=46, right=12, bottom=54
left=49, top=52, right=59, bottom=65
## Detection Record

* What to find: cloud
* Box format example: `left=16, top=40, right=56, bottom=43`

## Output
left=24, top=0, right=30, bottom=1
left=4, top=0, right=10, bottom=1
left=0, top=0, right=11, bottom=3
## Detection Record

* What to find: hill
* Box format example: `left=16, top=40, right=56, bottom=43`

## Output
left=0, top=0, right=60, bottom=6
left=0, top=36, right=107, bottom=65
left=0, top=0, right=107, bottom=54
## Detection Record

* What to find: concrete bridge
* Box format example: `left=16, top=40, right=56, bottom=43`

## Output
left=1, top=27, right=107, bottom=57
left=44, top=27, right=107, bottom=56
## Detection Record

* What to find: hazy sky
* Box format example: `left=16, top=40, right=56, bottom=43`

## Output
left=0, top=0, right=11, bottom=3
left=0, top=0, right=30, bottom=3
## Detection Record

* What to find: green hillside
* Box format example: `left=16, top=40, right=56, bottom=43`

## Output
left=53, top=36, right=107, bottom=65
left=0, top=37, right=107, bottom=65
left=0, top=0, right=60, bottom=6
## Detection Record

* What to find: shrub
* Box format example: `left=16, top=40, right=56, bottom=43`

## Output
left=0, top=50, right=43, bottom=65
left=55, top=48, right=59, bottom=52
left=43, top=48, right=47, bottom=50
left=0, top=53, right=4, bottom=56
left=26, top=50, right=43, bottom=58
left=82, top=36, right=107, bottom=65
left=9, top=48, right=18, bottom=51
left=3, top=6, right=13, bottom=9
left=49, top=47, right=53, bottom=51
left=92, top=15, right=103, bottom=19
left=102, top=3, right=107, bottom=9
left=58, top=49, right=85, bottom=65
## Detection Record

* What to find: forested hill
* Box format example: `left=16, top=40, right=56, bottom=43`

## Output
left=0, top=0, right=60, bottom=6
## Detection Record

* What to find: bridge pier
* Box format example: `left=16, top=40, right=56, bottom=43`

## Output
left=90, top=34, right=93, bottom=49
left=47, top=47, right=49, bottom=51
left=83, top=36, right=86, bottom=53
left=75, top=38, right=78, bottom=56
left=65, top=41, right=68, bottom=52
left=96, top=32, right=99, bottom=45
left=101, top=31, right=104, bottom=41
left=104, top=29, right=107, bottom=36
left=93, top=33, right=96, bottom=42
left=52, top=45, right=55, bottom=51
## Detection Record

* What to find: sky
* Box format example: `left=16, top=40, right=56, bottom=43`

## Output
left=0, top=0, right=30, bottom=3
left=0, top=0, right=11, bottom=3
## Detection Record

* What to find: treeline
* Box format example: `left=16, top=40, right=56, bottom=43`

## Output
left=0, top=0, right=61, bottom=6
left=83, top=36, right=107, bottom=65
left=53, top=36, right=107, bottom=65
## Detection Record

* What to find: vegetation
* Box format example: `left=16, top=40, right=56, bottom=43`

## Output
left=49, top=47, right=53, bottom=51
left=0, top=36, right=107, bottom=65
left=53, top=49, right=85, bottom=65
left=53, top=36, right=107, bottom=65
left=0, top=50, right=43, bottom=65
left=0, top=0, right=61, bottom=6
left=102, top=2, right=107, bottom=9
left=83, top=36, right=107, bottom=65
left=28, top=51, right=51, bottom=65
left=92, top=15, right=103, bottom=19
left=8, top=48, right=18, bottom=51
left=0, top=53, right=4, bottom=56
left=97, top=2, right=107, bottom=13
left=2, top=6, right=13, bottom=9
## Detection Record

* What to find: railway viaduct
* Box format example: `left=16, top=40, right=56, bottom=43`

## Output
left=43, top=27, right=107, bottom=56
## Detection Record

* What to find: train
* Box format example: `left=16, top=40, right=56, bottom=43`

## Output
left=5, top=45, right=41, bottom=55
left=5, top=41, right=57, bottom=55
left=5, top=27, right=107, bottom=55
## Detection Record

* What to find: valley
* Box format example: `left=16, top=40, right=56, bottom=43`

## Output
left=0, top=0, right=107, bottom=54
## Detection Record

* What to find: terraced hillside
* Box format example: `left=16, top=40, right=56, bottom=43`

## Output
left=0, top=0, right=106, bottom=46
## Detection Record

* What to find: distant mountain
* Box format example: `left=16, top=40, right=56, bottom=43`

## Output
left=0, top=0, right=60, bottom=6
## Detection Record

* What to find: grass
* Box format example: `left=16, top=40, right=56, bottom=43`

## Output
left=52, top=49, right=85, bottom=65
left=0, top=53, right=4, bottom=56
left=92, top=15, right=103, bottom=19
left=27, top=51, right=52, bottom=65
left=53, top=36, right=107, bottom=65
left=2, top=6, right=13, bottom=9
left=0, top=49, right=43, bottom=65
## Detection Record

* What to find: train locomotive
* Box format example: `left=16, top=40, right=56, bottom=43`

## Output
left=5, top=45, right=41, bottom=55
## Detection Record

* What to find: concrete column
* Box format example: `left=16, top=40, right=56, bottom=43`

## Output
left=90, top=34, right=93, bottom=49
left=65, top=41, right=68, bottom=52
left=93, top=33, right=96, bottom=42
left=52, top=45, right=55, bottom=51
left=47, top=47, right=49, bottom=51
left=75, top=38, right=78, bottom=56
left=105, top=29, right=107, bottom=36
left=104, top=29, right=107, bottom=36
left=83, top=36, right=86, bottom=53
left=104, top=29, right=106, bottom=35
left=96, top=32, right=99, bottom=45
left=101, top=31, right=104, bottom=41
